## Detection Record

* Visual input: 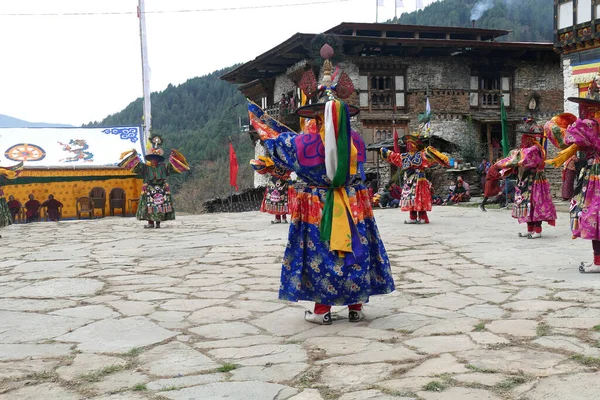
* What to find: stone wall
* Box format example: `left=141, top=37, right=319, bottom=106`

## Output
left=274, top=74, right=296, bottom=99
left=513, top=61, right=564, bottom=114
left=562, top=58, right=579, bottom=116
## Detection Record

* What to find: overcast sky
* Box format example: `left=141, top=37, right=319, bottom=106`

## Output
left=0, top=0, right=437, bottom=126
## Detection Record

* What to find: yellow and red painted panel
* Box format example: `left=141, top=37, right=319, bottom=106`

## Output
left=4, top=168, right=142, bottom=219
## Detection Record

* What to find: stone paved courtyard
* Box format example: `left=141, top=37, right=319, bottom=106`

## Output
left=1, top=206, right=600, bottom=400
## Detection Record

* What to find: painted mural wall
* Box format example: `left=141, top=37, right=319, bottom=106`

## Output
left=0, top=127, right=145, bottom=219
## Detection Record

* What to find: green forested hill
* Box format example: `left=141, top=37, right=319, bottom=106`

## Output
left=395, top=0, right=552, bottom=42
left=85, top=67, right=250, bottom=164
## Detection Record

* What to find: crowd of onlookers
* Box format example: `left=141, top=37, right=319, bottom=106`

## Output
left=368, top=156, right=521, bottom=210
left=7, top=194, right=63, bottom=223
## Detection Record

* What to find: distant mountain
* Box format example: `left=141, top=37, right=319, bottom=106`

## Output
left=0, top=114, right=73, bottom=128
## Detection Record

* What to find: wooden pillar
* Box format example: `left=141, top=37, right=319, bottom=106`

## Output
left=486, top=123, right=493, bottom=162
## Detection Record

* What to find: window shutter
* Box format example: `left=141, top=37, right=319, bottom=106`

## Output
left=470, top=76, right=478, bottom=90
left=395, top=76, right=404, bottom=91
left=358, top=76, right=368, bottom=91
left=396, top=93, right=405, bottom=107
left=359, top=92, right=369, bottom=107
left=469, top=93, right=478, bottom=107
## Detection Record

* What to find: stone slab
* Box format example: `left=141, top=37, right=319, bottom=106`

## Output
left=90, top=370, right=149, bottom=394
left=138, top=341, right=219, bottom=376
left=208, top=344, right=307, bottom=366
left=230, top=362, right=309, bottom=383
left=50, top=304, right=120, bottom=320
left=0, top=383, right=81, bottom=400
left=417, top=387, right=502, bottom=400
left=519, top=372, right=600, bottom=399
left=320, top=363, right=396, bottom=391
left=56, top=353, right=127, bottom=381
left=189, top=321, right=261, bottom=339
left=486, top=319, right=538, bottom=337
left=162, top=381, right=298, bottom=400
left=58, top=316, right=177, bottom=353
left=0, top=310, right=89, bottom=343
left=0, top=343, right=72, bottom=361
left=457, top=348, right=570, bottom=376
left=405, top=335, right=478, bottom=354
left=147, top=373, right=225, bottom=391
left=0, top=278, right=103, bottom=298
left=338, top=390, right=414, bottom=400
left=403, top=353, right=469, bottom=377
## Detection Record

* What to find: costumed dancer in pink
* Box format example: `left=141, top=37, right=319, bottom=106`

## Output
left=546, top=95, right=600, bottom=272
left=495, top=117, right=556, bottom=239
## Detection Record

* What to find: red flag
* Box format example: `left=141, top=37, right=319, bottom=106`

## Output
left=393, top=127, right=400, bottom=153
left=229, top=142, right=239, bottom=191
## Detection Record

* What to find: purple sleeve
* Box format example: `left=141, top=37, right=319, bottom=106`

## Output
left=519, top=146, right=544, bottom=169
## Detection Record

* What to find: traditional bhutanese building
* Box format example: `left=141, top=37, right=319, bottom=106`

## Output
left=554, top=0, right=600, bottom=113
left=222, top=22, right=563, bottom=196
left=0, top=126, right=144, bottom=219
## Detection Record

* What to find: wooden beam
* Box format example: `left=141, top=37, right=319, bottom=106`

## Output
left=264, top=59, right=295, bottom=65
left=280, top=52, right=306, bottom=59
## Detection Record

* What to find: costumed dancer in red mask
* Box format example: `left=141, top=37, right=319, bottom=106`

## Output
left=379, top=119, right=450, bottom=224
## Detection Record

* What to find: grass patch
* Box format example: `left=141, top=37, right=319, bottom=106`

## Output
left=473, top=322, right=486, bottom=332
left=423, top=380, right=446, bottom=391
left=592, top=325, right=600, bottom=332
left=216, top=363, right=238, bottom=373
left=571, top=354, right=600, bottom=367
left=466, top=364, right=496, bottom=373
left=78, top=364, right=126, bottom=383
left=26, top=371, right=57, bottom=381
left=132, top=383, right=147, bottom=391
left=496, top=376, right=527, bottom=390
left=126, top=347, right=145, bottom=357
left=380, top=388, right=417, bottom=397
left=536, top=322, right=550, bottom=337
left=159, top=385, right=181, bottom=392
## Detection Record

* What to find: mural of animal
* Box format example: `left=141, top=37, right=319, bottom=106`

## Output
left=58, top=139, right=94, bottom=163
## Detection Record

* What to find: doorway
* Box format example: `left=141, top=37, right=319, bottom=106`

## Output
left=480, top=123, right=510, bottom=163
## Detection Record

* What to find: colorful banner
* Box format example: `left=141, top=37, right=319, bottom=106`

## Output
left=572, top=59, right=600, bottom=85
left=0, top=127, right=144, bottom=168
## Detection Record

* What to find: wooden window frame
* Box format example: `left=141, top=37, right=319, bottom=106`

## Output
left=359, top=71, right=406, bottom=111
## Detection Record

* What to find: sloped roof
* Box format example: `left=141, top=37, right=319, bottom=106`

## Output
left=221, top=22, right=555, bottom=84
left=0, top=126, right=145, bottom=169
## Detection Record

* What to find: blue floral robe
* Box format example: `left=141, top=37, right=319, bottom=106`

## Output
left=264, top=130, right=395, bottom=305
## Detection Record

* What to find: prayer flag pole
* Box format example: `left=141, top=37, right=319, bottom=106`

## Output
left=138, top=0, right=152, bottom=146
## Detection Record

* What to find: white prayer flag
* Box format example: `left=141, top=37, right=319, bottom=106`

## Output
left=377, top=0, right=384, bottom=6
left=396, top=0, right=404, bottom=7
left=425, top=97, right=431, bottom=129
